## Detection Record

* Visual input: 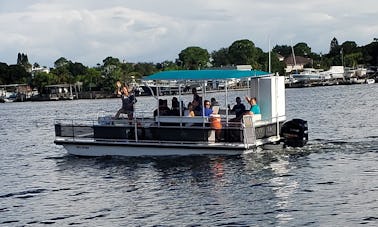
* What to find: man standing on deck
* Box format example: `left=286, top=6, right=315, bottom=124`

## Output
left=115, top=85, right=137, bottom=120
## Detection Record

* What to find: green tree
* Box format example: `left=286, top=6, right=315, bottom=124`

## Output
left=323, top=37, right=343, bottom=66
left=329, top=37, right=341, bottom=56
left=293, top=42, right=311, bottom=57
left=103, top=56, right=121, bottom=67
left=8, top=64, right=30, bottom=84
left=76, top=68, right=101, bottom=91
left=120, top=62, right=134, bottom=74
left=272, top=45, right=292, bottom=57
left=156, top=60, right=180, bottom=71
left=118, top=62, right=135, bottom=83
left=178, top=46, right=210, bottom=70
left=344, top=52, right=363, bottom=67
left=0, top=62, right=9, bottom=84
left=54, top=57, right=70, bottom=68
left=32, top=71, right=58, bottom=93
left=211, top=48, right=230, bottom=67
left=257, top=50, right=285, bottom=74
left=362, top=41, right=378, bottom=66
left=228, top=39, right=258, bottom=68
left=50, top=66, right=74, bottom=84
left=133, top=62, right=156, bottom=77
left=341, top=41, right=358, bottom=55
left=67, top=62, right=87, bottom=77
left=17, top=53, right=32, bottom=71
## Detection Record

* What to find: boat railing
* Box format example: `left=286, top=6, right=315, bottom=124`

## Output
left=54, top=112, right=284, bottom=147
left=242, top=115, right=256, bottom=148
left=54, top=118, right=97, bottom=139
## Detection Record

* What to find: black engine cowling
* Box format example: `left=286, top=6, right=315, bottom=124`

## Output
left=280, top=119, right=308, bottom=147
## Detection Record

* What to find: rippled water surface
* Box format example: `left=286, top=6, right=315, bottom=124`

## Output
left=1, top=84, right=378, bottom=226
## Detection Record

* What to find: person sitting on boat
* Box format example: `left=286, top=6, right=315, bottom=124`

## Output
left=191, top=87, right=203, bottom=114
left=192, top=99, right=202, bottom=116
left=245, top=96, right=261, bottom=115
left=192, top=87, right=201, bottom=102
left=201, top=100, right=213, bottom=117
left=210, top=97, right=219, bottom=107
left=115, top=85, right=137, bottom=120
left=170, top=97, right=180, bottom=116
left=185, top=102, right=195, bottom=117
left=228, top=97, right=246, bottom=119
left=153, top=99, right=170, bottom=117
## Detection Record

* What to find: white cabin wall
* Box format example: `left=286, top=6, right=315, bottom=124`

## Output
left=251, top=76, right=286, bottom=122
left=249, top=79, right=259, bottom=101
left=258, top=78, right=272, bottom=121
left=276, top=76, right=286, bottom=121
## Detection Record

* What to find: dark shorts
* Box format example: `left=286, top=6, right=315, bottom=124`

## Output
left=119, top=108, right=133, bottom=115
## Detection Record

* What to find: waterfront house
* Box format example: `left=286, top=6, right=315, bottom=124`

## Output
left=284, top=56, right=312, bottom=73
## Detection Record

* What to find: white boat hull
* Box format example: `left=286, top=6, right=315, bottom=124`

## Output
left=60, top=141, right=246, bottom=157
left=366, top=79, right=375, bottom=84
left=56, top=136, right=281, bottom=157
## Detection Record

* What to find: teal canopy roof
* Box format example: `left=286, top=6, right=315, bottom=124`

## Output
left=143, top=69, right=269, bottom=81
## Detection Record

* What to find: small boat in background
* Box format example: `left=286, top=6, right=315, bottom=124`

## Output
left=366, top=78, right=375, bottom=84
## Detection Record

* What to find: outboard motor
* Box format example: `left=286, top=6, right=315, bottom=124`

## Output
left=280, top=119, right=308, bottom=147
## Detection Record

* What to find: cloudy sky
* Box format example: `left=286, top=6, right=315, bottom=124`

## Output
left=0, top=0, right=377, bottom=67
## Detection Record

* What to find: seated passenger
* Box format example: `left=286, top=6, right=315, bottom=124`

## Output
left=186, top=102, right=195, bottom=117
left=153, top=99, right=170, bottom=117
left=170, top=97, right=180, bottom=116
left=245, top=96, right=261, bottom=114
left=228, top=96, right=246, bottom=119
left=210, top=97, right=219, bottom=107
left=230, top=97, right=261, bottom=122
left=192, top=87, right=202, bottom=103
left=192, top=99, right=202, bottom=116
left=201, top=100, right=213, bottom=117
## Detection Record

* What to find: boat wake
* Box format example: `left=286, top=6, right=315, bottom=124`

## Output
left=257, top=137, right=378, bottom=158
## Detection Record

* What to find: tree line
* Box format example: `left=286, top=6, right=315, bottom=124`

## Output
left=0, top=37, right=377, bottom=93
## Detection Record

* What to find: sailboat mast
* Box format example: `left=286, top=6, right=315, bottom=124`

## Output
left=268, top=39, right=271, bottom=73
left=291, top=45, right=297, bottom=70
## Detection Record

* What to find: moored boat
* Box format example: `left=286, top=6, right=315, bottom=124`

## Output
left=366, top=78, right=375, bottom=84
left=54, top=69, right=308, bottom=157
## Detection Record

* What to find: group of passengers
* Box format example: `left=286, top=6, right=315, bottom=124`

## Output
left=115, top=82, right=261, bottom=121
left=186, top=87, right=261, bottom=119
left=228, top=96, right=261, bottom=121
left=153, top=98, right=182, bottom=117
left=153, top=88, right=215, bottom=117
left=189, top=88, right=214, bottom=117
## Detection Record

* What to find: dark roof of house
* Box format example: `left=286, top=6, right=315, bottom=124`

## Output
left=284, top=56, right=312, bottom=65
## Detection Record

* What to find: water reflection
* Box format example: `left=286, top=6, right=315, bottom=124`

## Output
left=269, top=157, right=298, bottom=224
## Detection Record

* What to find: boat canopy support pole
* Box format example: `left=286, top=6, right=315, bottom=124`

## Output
left=202, top=80, right=206, bottom=128
left=275, top=75, right=280, bottom=138
left=225, top=80, right=229, bottom=124
left=179, top=83, right=183, bottom=127
left=157, top=84, right=160, bottom=127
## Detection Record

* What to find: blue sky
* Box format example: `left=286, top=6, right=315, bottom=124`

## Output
left=0, top=0, right=377, bottom=67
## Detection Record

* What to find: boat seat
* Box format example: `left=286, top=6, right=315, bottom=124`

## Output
left=253, top=114, right=261, bottom=121
left=155, top=116, right=209, bottom=124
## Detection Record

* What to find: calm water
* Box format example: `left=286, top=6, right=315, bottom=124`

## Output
left=0, top=84, right=377, bottom=226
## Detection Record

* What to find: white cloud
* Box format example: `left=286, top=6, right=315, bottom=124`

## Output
left=0, top=0, right=377, bottom=67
